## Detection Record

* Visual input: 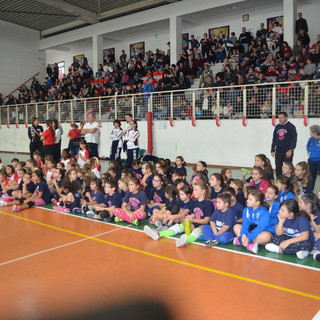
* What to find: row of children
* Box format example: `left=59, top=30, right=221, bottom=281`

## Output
left=0, top=153, right=318, bottom=262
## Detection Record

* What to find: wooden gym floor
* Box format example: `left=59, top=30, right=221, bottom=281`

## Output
left=0, top=205, right=319, bottom=320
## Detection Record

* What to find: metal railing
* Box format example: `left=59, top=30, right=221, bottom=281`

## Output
left=1, top=79, right=319, bottom=128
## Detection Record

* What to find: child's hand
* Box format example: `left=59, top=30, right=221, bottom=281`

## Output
left=85, top=192, right=90, bottom=198
left=188, top=214, right=195, bottom=222
left=279, top=240, right=290, bottom=252
left=309, top=213, right=317, bottom=222
left=241, top=234, right=249, bottom=247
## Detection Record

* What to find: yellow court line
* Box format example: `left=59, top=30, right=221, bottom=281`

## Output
left=1, top=210, right=320, bottom=301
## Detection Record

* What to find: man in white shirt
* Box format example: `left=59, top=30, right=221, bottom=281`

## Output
left=81, top=113, right=100, bottom=158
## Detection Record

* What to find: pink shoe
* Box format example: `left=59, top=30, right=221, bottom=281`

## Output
left=246, top=243, right=258, bottom=254
left=53, top=205, right=64, bottom=212
left=5, top=197, right=15, bottom=202
left=233, top=237, right=241, bottom=246
left=12, top=205, right=21, bottom=212
left=62, top=207, right=70, bottom=213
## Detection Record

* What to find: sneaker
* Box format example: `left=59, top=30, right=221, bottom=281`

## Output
left=233, top=237, right=241, bottom=246
left=156, top=224, right=169, bottom=231
left=0, top=200, right=7, bottom=207
left=154, top=220, right=162, bottom=228
left=313, top=252, right=320, bottom=262
left=296, top=251, right=309, bottom=259
left=144, top=225, right=160, bottom=240
left=72, top=207, right=83, bottom=214
left=5, top=197, right=14, bottom=202
left=53, top=205, right=64, bottom=212
left=86, top=211, right=95, bottom=218
left=131, top=219, right=139, bottom=225
left=114, top=217, right=123, bottom=223
left=176, top=234, right=188, bottom=247
left=12, top=205, right=21, bottom=212
left=62, top=207, right=70, bottom=213
left=246, top=243, right=258, bottom=254
left=265, top=243, right=280, bottom=253
left=205, top=239, right=219, bottom=248
left=52, top=199, right=58, bottom=205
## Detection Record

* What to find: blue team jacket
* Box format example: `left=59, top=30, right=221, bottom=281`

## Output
left=307, top=137, right=320, bottom=161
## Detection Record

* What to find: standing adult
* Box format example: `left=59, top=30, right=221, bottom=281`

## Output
left=40, top=120, right=56, bottom=158
left=271, top=112, right=297, bottom=178
left=306, top=125, right=320, bottom=192
left=124, top=120, right=140, bottom=168
left=239, top=27, right=252, bottom=53
left=28, top=117, right=43, bottom=158
left=295, top=12, right=308, bottom=35
left=141, top=76, right=154, bottom=119
left=81, top=113, right=100, bottom=158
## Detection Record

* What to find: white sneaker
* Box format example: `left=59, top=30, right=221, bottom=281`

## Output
left=313, top=252, right=320, bottom=262
left=0, top=200, right=7, bottom=207
left=86, top=211, right=95, bottom=218
left=265, top=243, right=280, bottom=253
left=143, top=225, right=159, bottom=241
left=296, top=251, right=309, bottom=259
left=176, top=234, right=188, bottom=247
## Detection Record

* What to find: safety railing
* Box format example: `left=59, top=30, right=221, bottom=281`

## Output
left=0, top=79, right=319, bottom=128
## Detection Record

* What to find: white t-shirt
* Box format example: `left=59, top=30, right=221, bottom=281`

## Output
left=83, top=122, right=100, bottom=144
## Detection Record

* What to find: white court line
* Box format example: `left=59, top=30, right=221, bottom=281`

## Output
left=0, top=228, right=121, bottom=267
left=9, top=206, right=320, bottom=272
left=312, top=310, right=320, bottom=320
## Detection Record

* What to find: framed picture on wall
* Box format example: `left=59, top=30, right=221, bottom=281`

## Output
left=267, top=15, right=284, bottom=41
left=130, top=41, right=145, bottom=58
left=103, top=48, right=115, bottom=64
left=208, top=26, right=229, bottom=41
left=73, top=54, right=85, bottom=66
left=182, top=33, right=189, bottom=50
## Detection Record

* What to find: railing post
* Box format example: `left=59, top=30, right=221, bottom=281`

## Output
left=46, top=102, right=49, bottom=120
left=0, top=106, right=2, bottom=128
left=148, top=94, right=153, bottom=121
left=7, top=106, right=10, bottom=128
left=15, top=104, right=19, bottom=128
left=242, top=86, right=247, bottom=126
left=35, top=103, right=38, bottom=118
left=131, top=94, right=135, bottom=118
left=114, top=96, right=118, bottom=119
left=147, top=93, right=153, bottom=154
left=84, top=99, right=87, bottom=122
left=57, top=101, right=61, bottom=123
left=98, top=97, right=102, bottom=127
left=191, top=91, right=196, bottom=126
left=303, top=84, right=309, bottom=126
left=69, top=100, right=73, bottom=126
left=272, top=85, right=276, bottom=126
left=169, top=92, right=174, bottom=127
left=25, top=104, right=28, bottom=128
left=215, top=89, right=221, bottom=127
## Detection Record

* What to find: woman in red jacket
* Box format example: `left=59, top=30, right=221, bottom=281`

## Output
left=41, top=120, right=56, bottom=158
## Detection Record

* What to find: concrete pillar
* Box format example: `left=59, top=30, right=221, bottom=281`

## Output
left=92, top=34, right=103, bottom=73
left=170, top=16, right=182, bottom=66
left=283, top=0, right=297, bottom=47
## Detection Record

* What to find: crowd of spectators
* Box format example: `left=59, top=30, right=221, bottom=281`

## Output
left=0, top=12, right=319, bottom=121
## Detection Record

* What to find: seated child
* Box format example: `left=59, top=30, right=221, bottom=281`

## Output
left=202, top=193, right=236, bottom=246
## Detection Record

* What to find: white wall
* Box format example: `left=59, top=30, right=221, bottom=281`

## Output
left=0, top=20, right=45, bottom=97
left=0, top=118, right=313, bottom=169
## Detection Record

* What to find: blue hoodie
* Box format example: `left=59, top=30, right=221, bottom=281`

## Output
left=307, top=137, right=320, bottom=161
left=241, top=205, right=274, bottom=242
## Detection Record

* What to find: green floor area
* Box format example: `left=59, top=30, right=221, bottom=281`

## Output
left=43, top=203, right=320, bottom=270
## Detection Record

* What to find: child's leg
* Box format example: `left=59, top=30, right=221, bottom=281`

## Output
left=252, top=231, right=272, bottom=245
left=213, top=231, right=235, bottom=244
left=186, top=227, right=203, bottom=243
left=114, top=208, right=132, bottom=223
left=282, top=240, right=313, bottom=254
left=233, top=223, right=242, bottom=237
left=201, top=225, right=214, bottom=241
left=159, top=224, right=184, bottom=237
left=131, top=210, right=146, bottom=221
left=34, top=199, right=46, bottom=206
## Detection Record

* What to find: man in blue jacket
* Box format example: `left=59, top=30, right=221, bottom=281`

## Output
left=271, top=112, right=297, bottom=177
